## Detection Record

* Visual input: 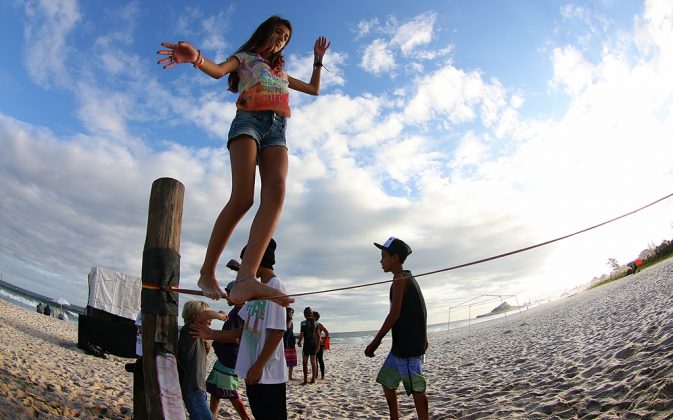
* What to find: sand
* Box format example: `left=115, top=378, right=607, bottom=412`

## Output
left=1, top=259, right=672, bottom=419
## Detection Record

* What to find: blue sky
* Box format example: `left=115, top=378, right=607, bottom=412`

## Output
left=1, top=0, right=672, bottom=332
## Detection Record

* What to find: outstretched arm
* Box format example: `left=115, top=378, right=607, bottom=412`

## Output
left=288, top=36, right=331, bottom=95
left=190, top=323, right=242, bottom=343
left=157, top=41, right=240, bottom=79
left=194, top=309, right=227, bottom=325
left=364, top=274, right=406, bottom=357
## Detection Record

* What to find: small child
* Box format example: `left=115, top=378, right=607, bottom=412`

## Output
left=178, top=300, right=226, bottom=420
left=297, top=306, right=320, bottom=385
left=205, top=281, right=250, bottom=420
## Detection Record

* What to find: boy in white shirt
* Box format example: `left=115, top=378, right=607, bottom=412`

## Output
left=191, top=238, right=288, bottom=418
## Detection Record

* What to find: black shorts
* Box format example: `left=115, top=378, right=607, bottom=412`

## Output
left=302, top=342, right=317, bottom=356
left=246, top=382, right=287, bottom=419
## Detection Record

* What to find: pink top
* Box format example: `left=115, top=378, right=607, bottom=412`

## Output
left=232, top=52, right=291, bottom=118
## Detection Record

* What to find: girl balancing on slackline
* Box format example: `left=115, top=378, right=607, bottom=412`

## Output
left=157, top=15, right=330, bottom=306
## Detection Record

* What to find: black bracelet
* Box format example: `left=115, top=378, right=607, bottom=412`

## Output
left=313, top=60, right=329, bottom=72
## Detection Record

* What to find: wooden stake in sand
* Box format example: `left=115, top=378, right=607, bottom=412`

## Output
left=137, top=178, right=186, bottom=420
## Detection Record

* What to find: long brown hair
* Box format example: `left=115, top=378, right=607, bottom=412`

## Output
left=228, top=15, right=293, bottom=93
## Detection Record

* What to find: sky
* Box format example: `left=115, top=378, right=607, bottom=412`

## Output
left=1, top=0, right=672, bottom=332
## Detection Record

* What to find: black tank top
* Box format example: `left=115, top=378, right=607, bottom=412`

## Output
left=302, top=319, right=317, bottom=346
left=391, top=271, right=427, bottom=357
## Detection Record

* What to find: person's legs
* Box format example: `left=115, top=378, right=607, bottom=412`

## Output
left=229, top=397, right=250, bottom=420
left=383, top=386, right=400, bottom=420
left=412, top=392, right=429, bottom=420
left=284, top=346, right=297, bottom=380
left=376, top=352, right=405, bottom=419
left=316, top=348, right=325, bottom=378
left=198, top=136, right=258, bottom=299
left=228, top=145, right=293, bottom=307
left=310, top=354, right=317, bottom=383
left=183, top=389, right=212, bottom=420
left=246, top=382, right=287, bottom=420
left=302, top=354, right=309, bottom=384
left=209, top=396, right=220, bottom=418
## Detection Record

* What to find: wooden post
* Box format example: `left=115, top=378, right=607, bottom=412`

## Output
left=136, top=178, right=185, bottom=419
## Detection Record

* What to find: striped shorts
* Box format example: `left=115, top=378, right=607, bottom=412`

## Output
left=376, top=352, right=426, bottom=396
left=206, top=361, right=241, bottom=400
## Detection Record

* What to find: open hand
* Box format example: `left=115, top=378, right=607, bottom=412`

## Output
left=157, top=41, right=199, bottom=69
left=246, top=363, right=263, bottom=385
left=313, top=36, right=331, bottom=62
left=189, top=322, right=213, bottom=340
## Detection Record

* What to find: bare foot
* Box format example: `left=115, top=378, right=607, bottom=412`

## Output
left=197, top=274, right=226, bottom=300
left=229, top=278, right=294, bottom=306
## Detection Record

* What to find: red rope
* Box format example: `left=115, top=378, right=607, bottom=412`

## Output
left=144, top=191, right=673, bottom=300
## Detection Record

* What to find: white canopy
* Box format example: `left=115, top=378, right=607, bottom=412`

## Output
left=87, top=266, right=141, bottom=320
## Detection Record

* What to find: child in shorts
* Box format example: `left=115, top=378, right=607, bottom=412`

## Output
left=297, top=306, right=320, bottom=385
left=365, top=237, right=429, bottom=420
left=158, top=16, right=330, bottom=307
left=205, top=281, right=250, bottom=419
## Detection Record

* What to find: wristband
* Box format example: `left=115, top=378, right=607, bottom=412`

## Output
left=192, top=50, right=204, bottom=68
left=313, top=60, right=329, bottom=72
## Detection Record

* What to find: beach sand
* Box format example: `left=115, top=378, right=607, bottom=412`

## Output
left=1, top=259, right=672, bottom=419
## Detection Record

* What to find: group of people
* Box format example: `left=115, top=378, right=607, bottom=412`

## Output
left=156, top=14, right=428, bottom=419
left=175, top=235, right=428, bottom=419
left=36, top=302, right=68, bottom=320
left=176, top=239, right=333, bottom=419
left=178, top=239, right=286, bottom=419
left=284, top=306, right=329, bottom=385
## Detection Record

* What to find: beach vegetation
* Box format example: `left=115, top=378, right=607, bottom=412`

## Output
left=589, top=237, right=673, bottom=290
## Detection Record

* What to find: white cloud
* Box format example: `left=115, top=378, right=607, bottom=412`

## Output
left=357, top=12, right=446, bottom=77
left=355, top=17, right=379, bottom=38
left=450, top=131, right=488, bottom=170
left=634, top=0, right=673, bottom=58
left=22, top=0, right=81, bottom=89
left=391, top=12, right=436, bottom=55
left=3, top=1, right=673, bottom=332
left=360, top=38, right=395, bottom=76
left=550, top=45, right=595, bottom=95
left=405, top=65, right=509, bottom=126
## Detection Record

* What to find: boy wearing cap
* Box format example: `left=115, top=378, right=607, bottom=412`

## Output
left=193, top=239, right=288, bottom=418
left=365, top=236, right=429, bottom=420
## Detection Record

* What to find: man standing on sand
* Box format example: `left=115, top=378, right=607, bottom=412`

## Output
left=365, top=237, right=429, bottom=420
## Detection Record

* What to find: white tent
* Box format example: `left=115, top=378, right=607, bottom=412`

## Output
left=87, top=266, right=141, bottom=320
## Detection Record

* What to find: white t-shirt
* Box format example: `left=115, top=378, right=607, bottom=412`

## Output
left=235, top=276, right=289, bottom=384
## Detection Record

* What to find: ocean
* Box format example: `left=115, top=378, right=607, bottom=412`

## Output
left=0, top=279, right=84, bottom=322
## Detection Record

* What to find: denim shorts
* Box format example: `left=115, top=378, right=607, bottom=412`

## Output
left=228, top=110, right=288, bottom=150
